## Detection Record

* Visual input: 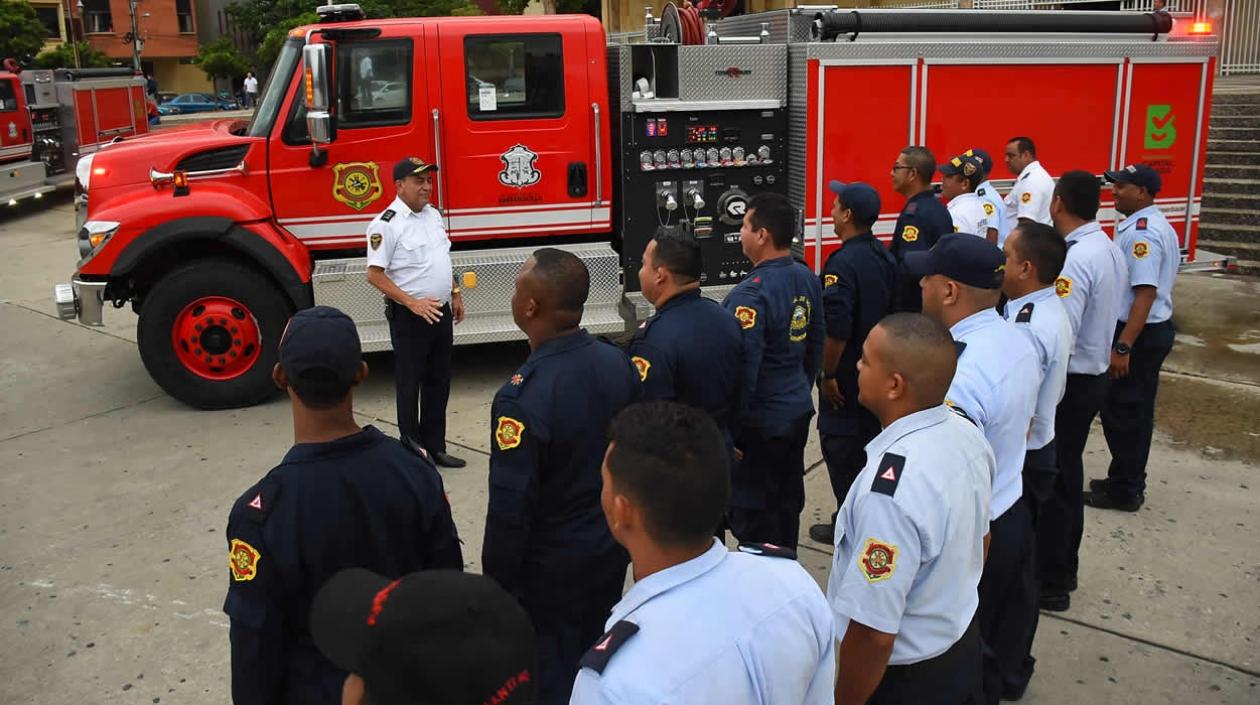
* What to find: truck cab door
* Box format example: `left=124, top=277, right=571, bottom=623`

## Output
left=433, top=20, right=607, bottom=240
left=269, top=33, right=431, bottom=250
left=0, top=76, right=31, bottom=161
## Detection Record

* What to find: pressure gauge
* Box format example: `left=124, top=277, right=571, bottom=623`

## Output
left=667, top=149, right=680, bottom=168
left=706, top=148, right=720, bottom=165
left=757, top=145, right=772, bottom=164
left=732, top=147, right=746, bottom=166
left=654, top=150, right=668, bottom=169
left=640, top=151, right=654, bottom=171
left=719, top=147, right=733, bottom=165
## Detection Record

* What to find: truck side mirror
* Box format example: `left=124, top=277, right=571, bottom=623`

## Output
left=302, top=43, right=335, bottom=166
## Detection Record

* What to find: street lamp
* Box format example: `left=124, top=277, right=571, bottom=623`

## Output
left=125, top=0, right=143, bottom=73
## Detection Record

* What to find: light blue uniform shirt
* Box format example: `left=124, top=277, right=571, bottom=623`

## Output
left=947, top=309, right=1039, bottom=519
left=976, top=180, right=1011, bottom=245
left=1057, top=222, right=1128, bottom=375
left=570, top=539, right=836, bottom=705
left=828, top=405, right=993, bottom=665
left=1114, top=205, right=1178, bottom=324
left=1003, top=287, right=1074, bottom=451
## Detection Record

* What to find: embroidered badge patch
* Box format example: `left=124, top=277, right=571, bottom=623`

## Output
left=859, top=538, right=898, bottom=583
left=631, top=356, right=651, bottom=382
left=901, top=225, right=919, bottom=243
left=735, top=306, right=757, bottom=330
left=332, top=162, right=383, bottom=211
left=983, top=202, right=995, bottom=217
left=789, top=296, right=811, bottom=343
left=495, top=416, right=525, bottom=451
left=1020, top=191, right=1032, bottom=204
left=823, top=274, right=838, bottom=288
left=229, top=538, right=260, bottom=582
left=1055, top=275, right=1073, bottom=298
left=370, top=233, right=383, bottom=251
left=509, top=373, right=524, bottom=386
left=1133, top=241, right=1150, bottom=259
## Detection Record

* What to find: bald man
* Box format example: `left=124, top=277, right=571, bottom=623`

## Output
left=482, top=248, right=639, bottom=705
left=827, top=313, right=993, bottom=704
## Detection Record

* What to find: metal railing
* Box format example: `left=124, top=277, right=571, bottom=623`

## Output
left=1220, top=0, right=1260, bottom=74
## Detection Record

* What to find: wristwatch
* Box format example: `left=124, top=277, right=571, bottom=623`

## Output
left=1113, top=341, right=1131, bottom=356
left=451, top=286, right=462, bottom=295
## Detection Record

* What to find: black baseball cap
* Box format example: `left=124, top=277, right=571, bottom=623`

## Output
left=904, top=235, right=1006, bottom=290
left=393, top=156, right=438, bottom=181
left=278, top=306, right=362, bottom=395
left=828, top=180, right=881, bottom=223
left=939, top=153, right=984, bottom=179
left=1103, top=163, right=1161, bottom=195
left=311, top=568, right=537, bottom=705
left=965, top=148, right=994, bottom=176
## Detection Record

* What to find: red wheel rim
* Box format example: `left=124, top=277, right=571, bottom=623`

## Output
left=171, top=296, right=261, bottom=381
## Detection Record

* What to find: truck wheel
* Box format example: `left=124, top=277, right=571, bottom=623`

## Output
left=138, top=259, right=292, bottom=410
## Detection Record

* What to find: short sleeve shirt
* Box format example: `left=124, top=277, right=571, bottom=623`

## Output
left=1056, top=222, right=1129, bottom=374
left=1114, top=205, right=1179, bottom=323
left=1004, top=161, right=1055, bottom=230
left=365, top=197, right=453, bottom=303
left=946, top=192, right=991, bottom=238
left=976, top=181, right=1011, bottom=245
left=1003, top=287, right=1074, bottom=450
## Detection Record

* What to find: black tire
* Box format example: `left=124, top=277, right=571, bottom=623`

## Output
left=138, top=258, right=292, bottom=410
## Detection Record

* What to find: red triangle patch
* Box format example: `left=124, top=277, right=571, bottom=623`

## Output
left=881, top=467, right=897, bottom=482
left=248, top=493, right=263, bottom=511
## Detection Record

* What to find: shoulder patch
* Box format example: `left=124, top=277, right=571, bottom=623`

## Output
left=1055, top=275, right=1073, bottom=298
left=1132, top=241, right=1150, bottom=259
left=228, top=538, right=261, bottom=582
left=1020, top=191, right=1032, bottom=204
left=236, top=481, right=280, bottom=524
left=495, top=416, right=525, bottom=451
left=498, top=367, right=530, bottom=399
left=901, top=225, right=920, bottom=243
left=631, top=355, right=651, bottom=382
left=737, top=542, right=797, bottom=559
left=579, top=620, right=640, bottom=674
left=380, top=209, right=396, bottom=223
left=859, top=538, right=898, bottom=583
left=871, top=452, right=906, bottom=496
left=734, top=305, right=757, bottom=330
left=1136, top=217, right=1148, bottom=231
left=823, top=273, right=838, bottom=288
left=1016, top=302, right=1034, bottom=323
left=977, top=187, right=987, bottom=197
left=983, top=202, right=996, bottom=217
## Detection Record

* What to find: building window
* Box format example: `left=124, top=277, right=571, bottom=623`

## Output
left=464, top=34, right=565, bottom=121
left=82, top=0, right=112, bottom=33
left=34, top=6, right=62, bottom=40
left=176, top=0, right=194, bottom=33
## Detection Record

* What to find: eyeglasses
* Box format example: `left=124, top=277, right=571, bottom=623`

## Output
left=891, top=165, right=915, bottom=172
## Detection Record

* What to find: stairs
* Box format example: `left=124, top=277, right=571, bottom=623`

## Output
left=1198, top=91, right=1260, bottom=275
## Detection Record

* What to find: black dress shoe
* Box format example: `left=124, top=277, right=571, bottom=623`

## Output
left=1040, top=591, right=1070, bottom=612
left=1088, top=477, right=1112, bottom=493
left=808, top=522, right=835, bottom=544
left=431, top=451, right=466, bottom=468
left=1083, top=489, right=1143, bottom=512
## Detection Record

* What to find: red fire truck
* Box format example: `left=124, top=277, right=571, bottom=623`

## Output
left=54, top=4, right=1218, bottom=409
left=0, top=66, right=149, bottom=205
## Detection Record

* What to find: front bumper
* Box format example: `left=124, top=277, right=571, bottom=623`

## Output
left=53, top=279, right=106, bottom=326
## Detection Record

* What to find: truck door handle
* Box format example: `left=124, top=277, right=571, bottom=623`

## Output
left=567, top=161, right=588, bottom=198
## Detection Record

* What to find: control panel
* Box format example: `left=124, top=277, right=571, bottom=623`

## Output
left=616, top=108, right=787, bottom=294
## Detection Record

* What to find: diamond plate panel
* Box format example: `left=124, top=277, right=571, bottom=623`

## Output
left=713, top=8, right=821, bottom=43
left=624, top=284, right=737, bottom=322
left=677, top=44, right=788, bottom=103
left=608, top=45, right=634, bottom=111
left=788, top=44, right=810, bottom=216
left=312, top=243, right=627, bottom=351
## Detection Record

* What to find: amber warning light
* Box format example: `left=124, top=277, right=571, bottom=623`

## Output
left=1188, top=21, right=1213, bottom=34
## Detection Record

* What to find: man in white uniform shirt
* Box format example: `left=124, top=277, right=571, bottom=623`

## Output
left=1038, top=170, right=1127, bottom=612
left=940, top=152, right=996, bottom=243
left=1003, top=137, right=1055, bottom=231
left=967, top=148, right=1012, bottom=246
left=366, top=157, right=466, bottom=467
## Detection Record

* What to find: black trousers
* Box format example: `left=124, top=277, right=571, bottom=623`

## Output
left=978, top=498, right=1036, bottom=704
left=1101, top=319, right=1174, bottom=500
left=387, top=300, right=453, bottom=454
left=729, top=415, right=812, bottom=551
left=529, top=558, right=628, bottom=705
left=1038, top=373, right=1108, bottom=594
left=819, top=411, right=882, bottom=522
left=869, top=619, right=983, bottom=705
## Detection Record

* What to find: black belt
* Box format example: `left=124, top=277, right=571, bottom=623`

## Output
left=885, top=618, right=979, bottom=679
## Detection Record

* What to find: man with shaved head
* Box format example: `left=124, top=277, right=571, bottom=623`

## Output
left=827, top=313, right=993, bottom=704
left=482, top=248, right=640, bottom=704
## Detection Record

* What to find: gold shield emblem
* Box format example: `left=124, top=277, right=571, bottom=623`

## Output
left=333, top=162, right=384, bottom=211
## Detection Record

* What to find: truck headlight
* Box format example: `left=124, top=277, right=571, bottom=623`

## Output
left=78, top=220, right=120, bottom=260
left=76, top=154, right=95, bottom=192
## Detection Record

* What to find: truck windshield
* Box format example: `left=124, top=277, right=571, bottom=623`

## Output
left=247, top=39, right=302, bottom=138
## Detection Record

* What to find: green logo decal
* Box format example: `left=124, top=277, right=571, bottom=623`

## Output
left=1144, top=104, right=1176, bottom=149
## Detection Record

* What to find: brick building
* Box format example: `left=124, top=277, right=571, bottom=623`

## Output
left=77, top=0, right=211, bottom=93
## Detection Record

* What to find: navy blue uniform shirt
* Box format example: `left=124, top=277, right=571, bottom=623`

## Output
left=889, top=191, right=953, bottom=312
left=627, top=288, right=743, bottom=433
left=223, top=425, right=463, bottom=705
left=722, top=256, right=824, bottom=435
left=819, top=232, right=896, bottom=435
left=482, top=329, right=639, bottom=610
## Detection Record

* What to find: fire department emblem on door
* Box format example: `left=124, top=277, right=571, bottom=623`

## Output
left=333, top=161, right=384, bottom=211
left=498, top=144, right=541, bottom=189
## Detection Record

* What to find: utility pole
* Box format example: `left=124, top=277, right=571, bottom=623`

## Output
left=127, top=0, right=142, bottom=73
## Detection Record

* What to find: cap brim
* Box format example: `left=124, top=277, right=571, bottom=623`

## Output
left=828, top=179, right=847, bottom=195
left=310, top=568, right=393, bottom=674
left=903, top=250, right=937, bottom=279
left=1102, top=170, right=1132, bottom=184
left=938, top=164, right=960, bottom=176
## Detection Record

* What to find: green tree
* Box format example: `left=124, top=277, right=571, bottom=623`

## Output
left=0, top=1, right=50, bottom=65
left=194, top=37, right=251, bottom=83
left=256, top=11, right=317, bottom=68
left=33, top=41, right=114, bottom=69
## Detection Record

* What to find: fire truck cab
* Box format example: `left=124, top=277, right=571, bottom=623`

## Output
left=56, top=4, right=1218, bottom=410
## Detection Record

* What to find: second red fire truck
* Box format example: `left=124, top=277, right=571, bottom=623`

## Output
left=56, top=4, right=1218, bottom=409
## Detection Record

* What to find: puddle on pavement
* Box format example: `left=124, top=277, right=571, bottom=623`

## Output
left=1156, top=375, right=1260, bottom=463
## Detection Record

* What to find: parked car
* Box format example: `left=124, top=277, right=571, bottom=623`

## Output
left=157, top=93, right=234, bottom=115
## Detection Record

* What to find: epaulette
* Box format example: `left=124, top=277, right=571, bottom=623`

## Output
left=1016, top=302, right=1034, bottom=323
left=871, top=452, right=906, bottom=497
left=977, top=187, right=987, bottom=197
left=1136, top=217, right=1148, bottom=230
left=954, top=340, right=968, bottom=358
left=380, top=209, right=396, bottom=223
left=578, top=621, right=639, bottom=674
left=1020, top=172, right=1029, bottom=181
left=1065, top=240, right=1078, bottom=250
left=945, top=400, right=977, bottom=426
left=235, top=479, right=280, bottom=524
left=738, top=542, right=797, bottom=560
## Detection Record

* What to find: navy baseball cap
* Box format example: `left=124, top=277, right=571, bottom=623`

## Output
left=939, top=153, right=984, bottom=179
left=904, top=235, right=1006, bottom=290
left=828, top=180, right=881, bottom=223
left=393, top=156, right=437, bottom=181
left=1104, top=163, right=1161, bottom=195
left=311, top=568, right=537, bottom=705
left=279, top=306, right=362, bottom=392
left=965, top=148, right=994, bottom=176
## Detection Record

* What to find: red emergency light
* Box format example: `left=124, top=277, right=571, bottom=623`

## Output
left=1188, top=21, right=1213, bottom=34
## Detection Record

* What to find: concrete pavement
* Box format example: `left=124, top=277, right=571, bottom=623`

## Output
left=0, top=193, right=1256, bottom=703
